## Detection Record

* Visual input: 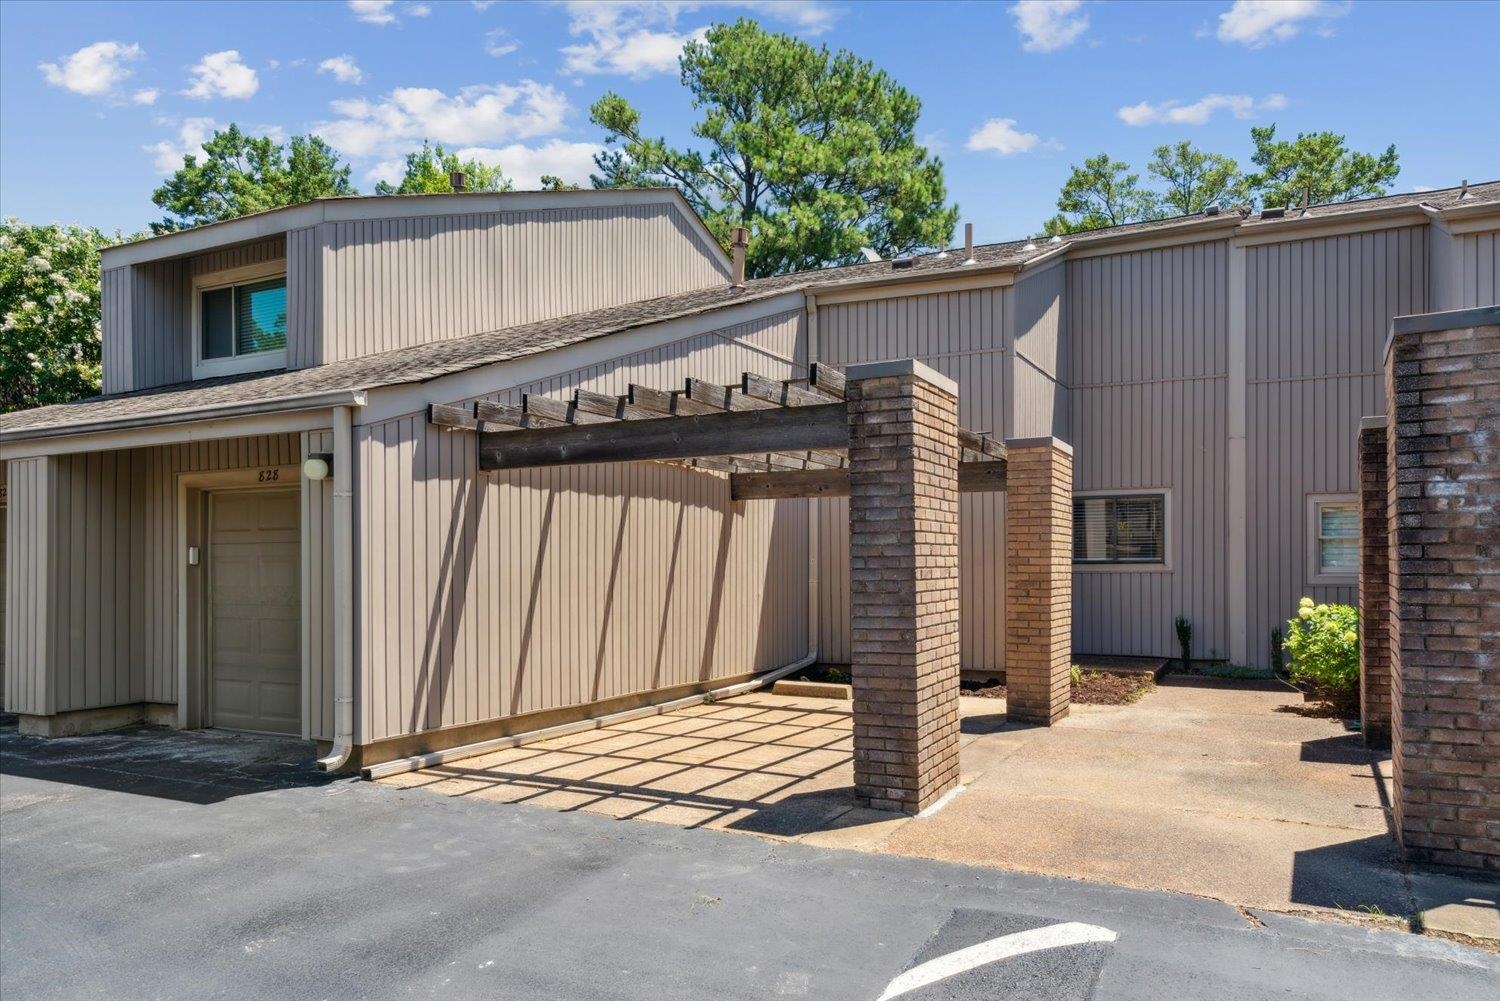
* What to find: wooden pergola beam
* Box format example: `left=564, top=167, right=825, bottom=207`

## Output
left=728, top=460, right=1007, bottom=500
left=480, top=402, right=848, bottom=471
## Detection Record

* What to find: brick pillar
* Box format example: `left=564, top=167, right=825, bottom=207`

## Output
left=1357, top=417, right=1391, bottom=749
left=845, top=359, right=961, bottom=814
left=1386, top=309, right=1500, bottom=873
left=1004, top=438, right=1074, bottom=726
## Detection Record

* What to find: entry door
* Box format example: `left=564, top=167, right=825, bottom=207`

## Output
left=207, top=489, right=300, bottom=734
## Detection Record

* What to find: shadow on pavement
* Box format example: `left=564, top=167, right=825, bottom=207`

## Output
left=0, top=718, right=332, bottom=805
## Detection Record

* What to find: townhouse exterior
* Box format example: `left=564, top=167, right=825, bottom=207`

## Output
left=2, top=182, right=1497, bottom=768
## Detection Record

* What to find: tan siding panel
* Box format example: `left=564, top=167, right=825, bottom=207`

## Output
left=1457, top=229, right=1499, bottom=307
left=317, top=203, right=729, bottom=365
left=815, top=288, right=1009, bottom=672
left=4, top=458, right=56, bottom=714
left=1244, top=226, right=1426, bottom=668
left=353, top=310, right=809, bottom=743
left=1066, top=241, right=1230, bottom=660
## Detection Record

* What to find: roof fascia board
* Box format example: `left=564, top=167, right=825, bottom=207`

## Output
left=359, top=290, right=808, bottom=425
left=1062, top=220, right=1236, bottom=261
left=0, top=403, right=349, bottom=460
left=1233, top=206, right=1428, bottom=247
left=1063, top=217, right=1241, bottom=260
left=101, top=189, right=730, bottom=272
left=0, top=389, right=366, bottom=452
left=1442, top=201, right=1500, bottom=235
left=810, top=267, right=1017, bottom=306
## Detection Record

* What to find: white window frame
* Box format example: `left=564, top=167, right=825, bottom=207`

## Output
left=1071, top=487, right=1172, bottom=573
left=191, top=260, right=289, bottom=380
left=1307, top=493, right=1359, bottom=584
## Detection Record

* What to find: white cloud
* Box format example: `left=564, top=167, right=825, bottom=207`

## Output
left=1117, top=92, right=1286, bottom=127
left=182, top=50, right=259, bottom=100
left=314, top=80, right=570, bottom=158
left=966, top=117, right=1056, bottom=157
left=368, top=139, right=603, bottom=189
left=132, top=88, right=159, bottom=105
left=560, top=2, right=836, bottom=78
left=145, top=117, right=218, bottom=173
left=348, top=0, right=431, bottom=25
left=318, top=55, right=365, bottom=84
left=349, top=0, right=397, bottom=24
left=39, top=40, right=144, bottom=99
left=1215, top=1, right=1348, bottom=48
left=485, top=29, right=520, bottom=57
left=471, top=1, right=497, bottom=9
left=1009, top=0, right=1089, bottom=53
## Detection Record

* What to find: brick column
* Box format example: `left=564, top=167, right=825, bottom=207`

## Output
left=1386, top=308, right=1500, bottom=873
left=1357, top=416, right=1391, bottom=749
left=845, top=359, right=961, bottom=814
left=1004, top=438, right=1074, bottom=726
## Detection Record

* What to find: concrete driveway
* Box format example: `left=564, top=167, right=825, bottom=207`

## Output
left=3, top=719, right=1496, bottom=1001
left=382, top=677, right=1498, bottom=937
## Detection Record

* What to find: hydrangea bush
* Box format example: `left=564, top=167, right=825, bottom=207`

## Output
left=1284, top=597, right=1360, bottom=702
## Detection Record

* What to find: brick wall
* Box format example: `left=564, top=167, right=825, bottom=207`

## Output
left=1004, top=438, right=1074, bottom=726
left=845, top=361, right=962, bottom=813
left=1385, top=312, right=1500, bottom=873
left=1357, top=418, right=1391, bottom=748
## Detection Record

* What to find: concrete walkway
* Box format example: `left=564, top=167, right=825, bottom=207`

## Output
left=382, top=677, right=1499, bottom=940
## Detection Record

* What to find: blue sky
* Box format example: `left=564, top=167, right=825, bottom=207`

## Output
left=3, top=0, right=1497, bottom=243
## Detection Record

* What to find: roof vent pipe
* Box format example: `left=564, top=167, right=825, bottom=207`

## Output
left=962, top=223, right=975, bottom=266
left=450, top=171, right=466, bottom=193
left=1459, top=178, right=1470, bottom=200
left=730, top=226, right=750, bottom=287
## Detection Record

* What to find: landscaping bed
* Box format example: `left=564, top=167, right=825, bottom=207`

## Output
left=961, top=669, right=1156, bottom=706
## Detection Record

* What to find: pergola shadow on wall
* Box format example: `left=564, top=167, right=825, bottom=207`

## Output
left=432, top=357, right=1073, bottom=814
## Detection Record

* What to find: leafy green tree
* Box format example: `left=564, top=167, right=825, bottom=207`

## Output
left=1043, top=153, right=1164, bottom=235
left=151, top=125, right=355, bottom=233
left=589, top=19, right=957, bottom=277
left=1245, top=125, right=1399, bottom=209
left=0, top=219, right=110, bottom=411
left=540, top=174, right=581, bottom=191
left=1147, top=141, right=1247, bottom=216
left=374, top=142, right=511, bottom=195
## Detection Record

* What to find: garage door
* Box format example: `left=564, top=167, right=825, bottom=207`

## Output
left=208, top=489, right=300, bottom=735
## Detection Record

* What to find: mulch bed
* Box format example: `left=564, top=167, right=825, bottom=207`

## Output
left=961, top=670, right=1155, bottom=706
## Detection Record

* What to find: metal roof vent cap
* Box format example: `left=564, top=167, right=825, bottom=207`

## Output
left=450, top=171, right=466, bottom=193
left=1049, top=234, right=1063, bottom=244
left=1022, top=236, right=1037, bottom=251
left=1203, top=204, right=1221, bottom=216
left=891, top=257, right=915, bottom=270
left=962, top=222, right=976, bottom=266
left=1260, top=206, right=1286, bottom=220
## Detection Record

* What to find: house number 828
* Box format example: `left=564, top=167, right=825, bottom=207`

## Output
left=257, top=469, right=280, bottom=482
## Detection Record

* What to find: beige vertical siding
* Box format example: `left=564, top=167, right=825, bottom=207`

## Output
left=1455, top=229, right=1498, bottom=307
left=100, top=237, right=288, bottom=395
left=5, top=435, right=307, bottom=716
left=815, top=288, right=1009, bottom=672
left=1011, top=260, right=1070, bottom=440
left=286, top=227, right=324, bottom=371
left=301, top=430, right=336, bottom=741
left=4, top=458, right=56, bottom=714
left=1067, top=241, right=1231, bottom=659
left=309, top=203, right=731, bottom=367
left=1244, top=225, right=1426, bottom=667
left=353, top=309, right=808, bottom=744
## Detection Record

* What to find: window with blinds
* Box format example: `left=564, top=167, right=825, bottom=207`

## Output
left=1073, top=494, right=1166, bottom=565
left=1315, top=500, right=1358, bottom=576
left=201, top=276, right=287, bottom=360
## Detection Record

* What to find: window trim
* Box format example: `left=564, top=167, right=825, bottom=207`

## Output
left=1307, top=493, right=1359, bottom=584
left=1071, top=488, right=1172, bottom=573
left=191, top=261, right=288, bottom=379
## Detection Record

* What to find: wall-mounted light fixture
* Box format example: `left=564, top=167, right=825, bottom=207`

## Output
left=303, top=452, right=334, bottom=481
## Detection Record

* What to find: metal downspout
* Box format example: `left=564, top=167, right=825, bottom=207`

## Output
left=805, top=294, right=821, bottom=667
left=318, top=405, right=355, bottom=772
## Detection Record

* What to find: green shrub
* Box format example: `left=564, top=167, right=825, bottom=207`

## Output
left=1270, top=626, right=1285, bottom=676
left=1284, top=597, right=1359, bottom=701
left=1174, top=615, right=1192, bottom=666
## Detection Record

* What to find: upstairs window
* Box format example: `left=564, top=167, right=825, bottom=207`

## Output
left=193, top=266, right=288, bottom=378
left=1073, top=493, right=1166, bottom=566
left=201, top=277, right=286, bottom=360
left=1310, top=496, right=1358, bottom=580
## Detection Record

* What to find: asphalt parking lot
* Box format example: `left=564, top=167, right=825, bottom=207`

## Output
left=2, top=723, right=1495, bottom=1000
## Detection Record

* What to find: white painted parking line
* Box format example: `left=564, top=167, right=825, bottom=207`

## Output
left=877, top=921, right=1119, bottom=1000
